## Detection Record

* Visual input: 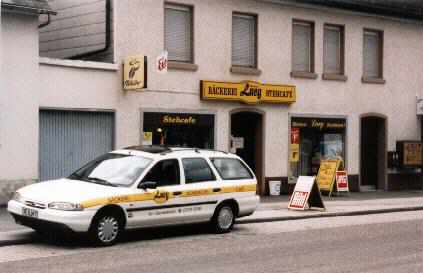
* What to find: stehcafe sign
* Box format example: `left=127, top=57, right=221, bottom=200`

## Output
left=123, top=55, right=147, bottom=91
left=200, top=80, right=296, bottom=104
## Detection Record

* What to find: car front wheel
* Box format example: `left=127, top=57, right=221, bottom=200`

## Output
left=211, top=204, right=235, bottom=233
left=90, top=213, right=121, bottom=246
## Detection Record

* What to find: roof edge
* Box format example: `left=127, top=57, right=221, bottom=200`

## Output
left=2, top=3, right=57, bottom=15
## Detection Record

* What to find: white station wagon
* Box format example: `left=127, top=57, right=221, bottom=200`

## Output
left=8, top=146, right=259, bottom=246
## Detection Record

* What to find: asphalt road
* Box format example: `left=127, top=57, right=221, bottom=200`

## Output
left=1, top=211, right=423, bottom=273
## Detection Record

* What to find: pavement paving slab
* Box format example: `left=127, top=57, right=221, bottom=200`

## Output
left=0, top=190, right=423, bottom=247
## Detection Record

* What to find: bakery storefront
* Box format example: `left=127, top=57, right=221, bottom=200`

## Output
left=201, top=80, right=296, bottom=194
left=142, top=112, right=215, bottom=149
left=289, top=117, right=346, bottom=180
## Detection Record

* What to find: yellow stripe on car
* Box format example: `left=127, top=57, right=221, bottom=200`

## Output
left=81, top=183, right=257, bottom=209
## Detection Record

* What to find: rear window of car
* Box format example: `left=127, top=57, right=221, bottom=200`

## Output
left=210, top=158, right=253, bottom=180
left=182, top=158, right=216, bottom=183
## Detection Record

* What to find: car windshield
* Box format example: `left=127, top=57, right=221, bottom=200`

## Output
left=68, top=153, right=153, bottom=187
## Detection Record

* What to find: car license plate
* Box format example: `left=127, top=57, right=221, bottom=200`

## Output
left=22, top=207, right=38, bottom=218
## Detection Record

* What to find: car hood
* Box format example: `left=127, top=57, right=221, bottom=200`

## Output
left=17, top=178, right=133, bottom=204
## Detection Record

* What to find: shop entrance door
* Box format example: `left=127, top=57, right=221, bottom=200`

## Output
left=230, top=111, right=264, bottom=194
left=360, top=116, right=386, bottom=190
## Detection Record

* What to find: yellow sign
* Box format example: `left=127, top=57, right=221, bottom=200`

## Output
left=290, top=144, right=300, bottom=162
left=153, top=190, right=169, bottom=204
left=200, top=80, right=296, bottom=104
left=404, top=142, right=423, bottom=166
left=316, top=159, right=341, bottom=194
left=162, top=115, right=196, bottom=125
left=123, top=55, right=146, bottom=90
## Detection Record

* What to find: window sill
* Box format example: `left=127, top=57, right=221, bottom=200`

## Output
left=168, top=61, right=198, bottom=71
left=322, top=73, right=348, bottom=82
left=290, top=71, right=318, bottom=79
left=230, top=66, right=262, bottom=76
left=361, top=77, right=386, bottom=84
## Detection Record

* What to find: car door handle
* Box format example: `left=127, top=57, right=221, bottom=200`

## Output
left=213, top=188, right=221, bottom=193
left=173, top=191, right=182, bottom=196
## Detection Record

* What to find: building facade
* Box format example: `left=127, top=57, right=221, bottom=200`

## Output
left=1, top=0, right=423, bottom=204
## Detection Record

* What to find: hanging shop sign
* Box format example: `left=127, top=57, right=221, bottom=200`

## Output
left=156, top=51, right=168, bottom=74
left=288, top=176, right=325, bottom=211
left=123, top=55, right=147, bottom=90
left=335, top=170, right=349, bottom=192
left=316, top=159, right=342, bottom=196
left=396, top=141, right=423, bottom=168
left=200, top=80, right=296, bottom=104
left=291, top=118, right=346, bottom=130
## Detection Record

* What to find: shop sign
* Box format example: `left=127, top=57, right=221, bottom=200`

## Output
left=123, top=55, right=147, bottom=90
left=403, top=142, right=423, bottom=166
left=156, top=51, right=168, bottom=74
left=290, top=128, right=300, bottom=162
left=200, top=80, right=296, bottom=104
left=291, top=118, right=346, bottom=130
left=162, top=115, right=197, bottom=125
left=232, top=137, right=244, bottom=149
left=316, top=159, right=342, bottom=195
left=142, top=132, right=153, bottom=146
left=335, top=171, right=349, bottom=192
left=288, top=176, right=325, bottom=211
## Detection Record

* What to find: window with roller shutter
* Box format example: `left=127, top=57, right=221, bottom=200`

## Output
left=291, top=20, right=315, bottom=77
left=232, top=13, right=257, bottom=68
left=165, top=3, right=193, bottom=63
left=363, top=29, right=384, bottom=82
left=323, top=24, right=344, bottom=75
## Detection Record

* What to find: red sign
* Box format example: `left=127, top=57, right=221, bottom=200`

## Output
left=335, top=171, right=349, bottom=192
left=291, top=128, right=300, bottom=144
left=289, top=191, right=309, bottom=208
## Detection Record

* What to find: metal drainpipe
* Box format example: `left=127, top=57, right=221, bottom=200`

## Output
left=69, top=0, right=112, bottom=60
left=38, top=14, right=51, bottom=29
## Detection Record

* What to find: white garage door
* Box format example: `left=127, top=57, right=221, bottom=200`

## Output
left=39, top=110, right=115, bottom=181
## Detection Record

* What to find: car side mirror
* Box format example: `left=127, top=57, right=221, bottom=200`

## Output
left=138, top=181, right=157, bottom=190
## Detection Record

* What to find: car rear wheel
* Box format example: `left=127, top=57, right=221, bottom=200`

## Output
left=211, top=204, right=235, bottom=233
left=90, top=213, right=121, bottom=246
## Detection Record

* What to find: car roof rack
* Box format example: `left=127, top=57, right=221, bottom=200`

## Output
left=124, top=145, right=229, bottom=155
left=123, top=145, right=171, bottom=154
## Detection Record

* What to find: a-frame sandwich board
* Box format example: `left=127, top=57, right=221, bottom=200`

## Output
left=288, top=176, right=325, bottom=211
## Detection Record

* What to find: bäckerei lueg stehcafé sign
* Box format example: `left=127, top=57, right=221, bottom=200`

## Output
left=200, top=80, right=296, bottom=104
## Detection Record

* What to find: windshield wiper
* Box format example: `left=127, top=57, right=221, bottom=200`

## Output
left=68, top=173, right=82, bottom=180
left=86, top=177, right=117, bottom=187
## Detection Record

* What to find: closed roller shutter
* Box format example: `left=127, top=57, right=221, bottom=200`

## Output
left=39, top=110, right=114, bottom=181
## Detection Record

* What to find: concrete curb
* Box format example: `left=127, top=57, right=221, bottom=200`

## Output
left=236, top=206, right=423, bottom=224
left=0, top=230, right=34, bottom=247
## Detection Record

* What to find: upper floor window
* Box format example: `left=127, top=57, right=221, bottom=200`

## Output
left=323, top=24, right=345, bottom=75
left=363, top=29, right=384, bottom=82
left=292, top=20, right=315, bottom=75
left=232, top=13, right=257, bottom=68
left=165, top=3, right=193, bottom=63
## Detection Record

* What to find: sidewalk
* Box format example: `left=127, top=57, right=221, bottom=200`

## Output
left=1, top=191, right=423, bottom=246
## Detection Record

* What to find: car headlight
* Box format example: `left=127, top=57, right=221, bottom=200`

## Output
left=48, top=202, right=84, bottom=211
left=12, top=192, right=24, bottom=203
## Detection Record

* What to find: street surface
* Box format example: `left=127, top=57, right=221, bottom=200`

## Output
left=1, top=211, right=423, bottom=273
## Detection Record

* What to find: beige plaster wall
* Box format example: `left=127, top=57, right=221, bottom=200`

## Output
left=37, top=0, right=423, bottom=182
